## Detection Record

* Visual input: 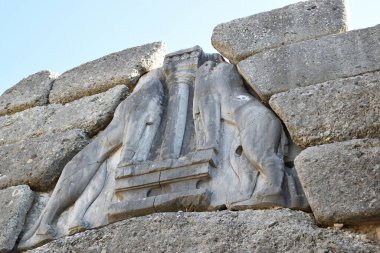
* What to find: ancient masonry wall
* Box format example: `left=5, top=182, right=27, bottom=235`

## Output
left=0, top=0, right=378, bottom=252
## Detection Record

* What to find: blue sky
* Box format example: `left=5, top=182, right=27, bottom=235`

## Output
left=1, top=0, right=379, bottom=95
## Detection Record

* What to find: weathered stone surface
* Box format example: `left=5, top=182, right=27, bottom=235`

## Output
left=238, top=25, right=380, bottom=102
left=46, top=85, right=128, bottom=136
left=49, top=42, right=165, bottom=104
left=18, top=48, right=308, bottom=251
left=27, top=209, right=379, bottom=253
left=0, top=185, right=34, bottom=253
left=295, top=139, right=380, bottom=225
left=0, top=85, right=127, bottom=145
left=0, top=129, right=89, bottom=191
left=212, top=0, right=347, bottom=63
left=0, top=71, right=58, bottom=116
left=269, top=71, right=380, bottom=147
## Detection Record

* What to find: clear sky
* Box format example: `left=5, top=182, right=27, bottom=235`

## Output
left=1, top=0, right=379, bottom=95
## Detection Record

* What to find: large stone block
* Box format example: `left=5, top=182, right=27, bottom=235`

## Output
left=295, top=139, right=380, bottom=225
left=46, top=85, right=128, bottom=136
left=0, top=129, right=89, bottom=191
left=0, top=71, right=58, bottom=116
left=238, top=25, right=380, bottom=102
left=0, top=85, right=127, bottom=145
left=212, top=0, right=347, bottom=63
left=49, top=42, right=165, bottom=104
left=269, top=71, right=380, bottom=147
left=27, top=209, right=379, bottom=253
left=0, top=185, right=34, bottom=253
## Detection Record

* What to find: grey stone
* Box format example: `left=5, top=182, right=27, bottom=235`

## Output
left=46, top=85, right=128, bottom=136
left=160, top=46, right=206, bottom=160
left=19, top=47, right=307, bottom=250
left=0, top=106, right=54, bottom=146
left=238, top=25, right=380, bottom=102
left=26, top=209, right=380, bottom=253
left=0, top=85, right=128, bottom=145
left=108, top=197, right=155, bottom=223
left=21, top=193, right=49, bottom=241
left=194, top=61, right=307, bottom=210
left=212, top=0, right=347, bottom=63
left=153, top=189, right=210, bottom=212
left=0, top=71, right=58, bottom=116
left=269, top=71, right=380, bottom=148
left=0, top=185, right=34, bottom=253
left=295, top=138, right=380, bottom=225
left=18, top=71, right=164, bottom=249
left=0, top=129, right=89, bottom=191
left=49, top=42, right=165, bottom=104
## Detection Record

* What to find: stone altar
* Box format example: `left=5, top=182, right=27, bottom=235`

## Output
left=19, top=46, right=308, bottom=249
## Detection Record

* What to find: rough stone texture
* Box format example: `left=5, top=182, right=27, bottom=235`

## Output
left=26, top=209, right=379, bottom=253
left=0, top=85, right=128, bottom=145
left=0, top=71, right=58, bottom=116
left=0, top=185, right=34, bottom=253
left=238, top=25, right=380, bottom=102
left=0, top=129, right=89, bottom=191
left=49, top=42, right=165, bottom=104
left=212, top=0, right=347, bottom=63
left=295, top=139, right=380, bottom=225
left=269, top=71, right=380, bottom=148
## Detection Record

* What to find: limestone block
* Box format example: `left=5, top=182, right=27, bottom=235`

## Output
left=0, top=85, right=127, bottom=145
left=0, top=129, right=89, bottom=191
left=0, top=106, right=54, bottom=146
left=46, top=85, right=128, bottom=136
left=269, top=72, right=380, bottom=148
left=0, top=71, right=58, bottom=116
left=0, top=185, right=34, bottom=253
left=212, top=0, right=347, bottom=63
left=295, top=139, right=380, bottom=225
left=238, top=25, right=380, bottom=102
left=49, top=42, right=165, bottom=104
left=27, top=209, right=379, bottom=253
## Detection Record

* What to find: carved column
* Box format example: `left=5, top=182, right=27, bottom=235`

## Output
left=160, top=47, right=203, bottom=159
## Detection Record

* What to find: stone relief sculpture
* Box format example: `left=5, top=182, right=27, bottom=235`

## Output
left=19, top=46, right=308, bottom=250
left=193, top=61, right=288, bottom=207
left=20, top=70, right=165, bottom=248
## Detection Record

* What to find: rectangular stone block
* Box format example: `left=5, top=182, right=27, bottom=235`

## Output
left=294, top=139, right=380, bottom=225
left=46, top=85, right=128, bottom=136
left=269, top=71, right=380, bottom=148
left=212, top=0, right=347, bottom=63
left=239, top=25, right=380, bottom=102
left=108, top=197, right=155, bottom=223
left=49, top=42, right=165, bottom=104
left=154, top=189, right=210, bottom=212
left=0, top=129, right=89, bottom=191
left=0, top=71, right=58, bottom=116
left=0, top=85, right=127, bottom=145
left=0, top=185, right=34, bottom=252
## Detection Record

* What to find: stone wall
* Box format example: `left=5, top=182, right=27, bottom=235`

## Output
left=212, top=0, right=379, bottom=229
left=0, top=0, right=379, bottom=252
left=0, top=42, right=166, bottom=252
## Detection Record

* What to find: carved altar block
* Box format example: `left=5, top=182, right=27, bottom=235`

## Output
left=109, top=149, right=216, bottom=222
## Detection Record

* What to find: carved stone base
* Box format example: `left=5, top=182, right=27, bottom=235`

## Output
left=109, top=149, right=215, bottom=223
